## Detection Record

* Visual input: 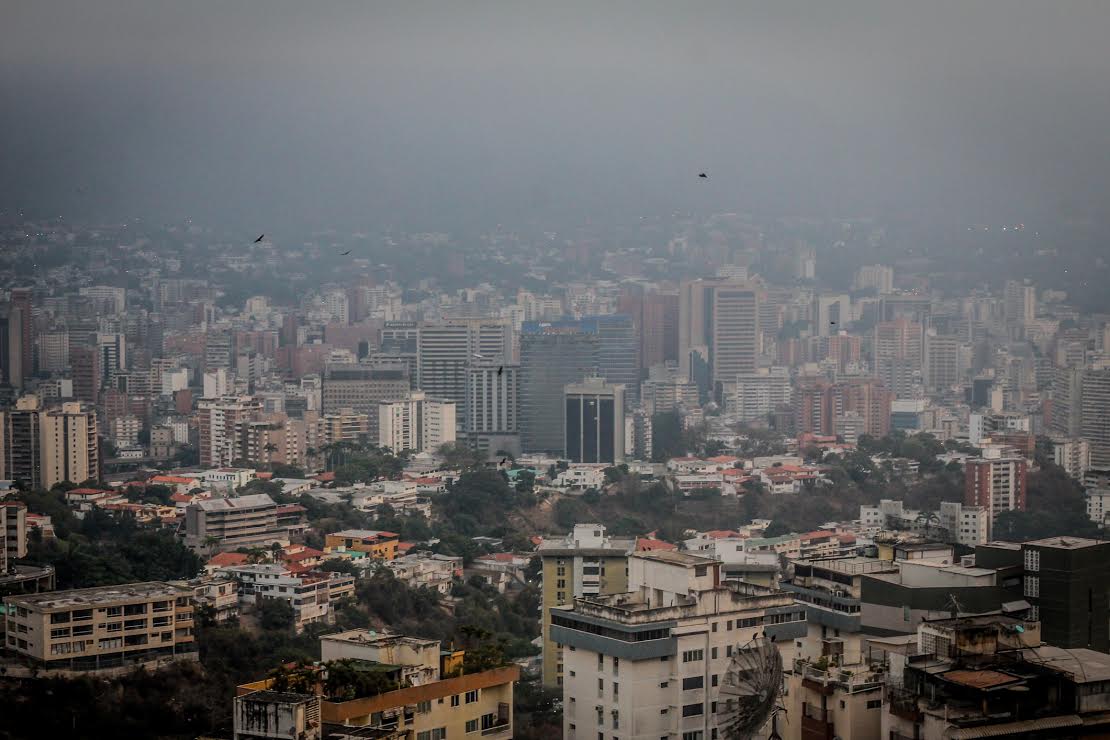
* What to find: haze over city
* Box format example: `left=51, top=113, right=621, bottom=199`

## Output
left=2, top=3, right=1110, bottom=740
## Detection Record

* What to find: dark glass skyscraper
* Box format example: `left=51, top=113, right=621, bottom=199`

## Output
left=519, top=328, right=600, bottom=453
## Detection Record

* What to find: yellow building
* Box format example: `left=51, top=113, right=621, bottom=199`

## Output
left=236, top=630, right=517, bottom=740
left=3, top=581, right=196, bottom=672
left=325, top=529, right=400, bottom=560
left=537, top=523, right=634, bottom=687
left=785, top=655, right=885, bottom=740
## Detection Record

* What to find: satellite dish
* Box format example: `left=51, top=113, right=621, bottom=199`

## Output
left=716, top=635, right=785, bottom=739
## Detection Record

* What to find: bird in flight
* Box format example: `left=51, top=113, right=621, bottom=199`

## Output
left=830, top=321, right=837, bottom=326
left=497, top=366, right=503, bottom=376
left=340, top=250, right=351, bottom=255
left=698, top=173, right=708, bottom=179
left=254, top=234, right=265, bottom=243
left=500, top=457, right=509, bottom=466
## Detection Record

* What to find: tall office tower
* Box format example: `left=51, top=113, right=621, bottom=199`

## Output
left=323, top=289, right=350, bottom=325
left=377, top=391, right=456, bottom=454
left=618, top=289, right=677, bottom=373
left=466, top=363, right=520, bottom=455
left=69, top=344, right=101, bottom=405
left=40, top=401, right=99, bottom=489
left=417, top=318, right=511, bottom=431
left=564, top=378, right=625, bottom=464
left=96, top=332, right=127, bottom=387
left=924, top=331, right=962, bottom=391
left=537, top=523, right=635, bottom=687
left=630, top=407, right=653, bottom=461
left=854, top=264, right=894, bottom=294
left=873, top=319, right=924, bottom=399
left=965, top=451, right=1028, bottom=538
left=520, top=329, right=600, bottom=453
left=0, top=305, right=25, bottom=388
left=0, top=501, right=27, bottom=570
left=204, top=331, right=232, bottom=373
left=812, top=293, right=851, bottom=337
left=280, top=313, right=299, bottom=347
left=9, top=288, right=33, bottom=378
left=731, top=367, right=792, bottom=423
left=0, top=396, right=44, bottom=486
left=78, top=285, right=127, bottom=315
left=1081, top=364, right=1110, bottom=469
left=593, top=314, right=640, bottom=405
left=640, top=376, right=700, bottom=417
left=1004, top=279, right=1036, bottom=327
left=812, top=333, right=862, bottom=373
left=556, top=551, right=806, bottom=737
left=321, top=363, right=409, bottom=439
left=679, top=278, right=761, bottom=397
left=197, top=396, right=263, bottom=468
left=36, top=329, right=69, bottom=374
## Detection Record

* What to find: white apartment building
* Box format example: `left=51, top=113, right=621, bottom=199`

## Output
left=377, top=391, right=456, bottom=454
left=555, top=551, right=806, bottom=740
left=938, top=501, right=990, bottom=547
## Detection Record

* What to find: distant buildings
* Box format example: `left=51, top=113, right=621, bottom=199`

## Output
left=0, top=396, right=99, bottom=489
left=321, top=363, right=409, bottom=440
left=519, top=328, right=599, bottom=454
left=184, top=493, right=289, bottom=552
left=564, top=378, right=625, bottom=464
left=964, top=451, right=1028, bottom=538
left=377, top=391, right=456, bottom=454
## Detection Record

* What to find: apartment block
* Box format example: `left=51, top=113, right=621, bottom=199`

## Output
left=3, top=581, right=196, bottom=671
left=537, top=524, right=636, bottom=687
left=555, top=551, right=806, bottom=740
left=378, top=391, right=456, bottom=454
left=184, top=493, right=289, bottom=552
left=0, top=501, right=27, bottom=571
left=324, top=529, right=400, bottom=560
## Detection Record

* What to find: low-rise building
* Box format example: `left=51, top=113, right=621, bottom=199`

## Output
left=3, top=581, right=196, bottom=672
left=184, top=493, right=289, bottom=553
left=220, top=563, right=334, bottom=632
left=386, top=553, right=462, bottom=594
left=236, top=630, right=519, bottom=740
left=324, top=530, right=400, bottom=560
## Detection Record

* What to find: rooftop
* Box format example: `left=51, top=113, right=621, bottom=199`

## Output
left=1026, top=536, right=1107, bottom=550
left=329, top=529, right=400, bottom=540
left=633, top=550, right=718, bottom=567
left=192, top=493, right=275, bottom=511
left=4, top=581, right=186, bottom=610
left=321, top=630, right=439, bottom=651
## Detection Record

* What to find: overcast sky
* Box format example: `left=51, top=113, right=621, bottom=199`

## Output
left=3, top=1, right=1109, bottom=232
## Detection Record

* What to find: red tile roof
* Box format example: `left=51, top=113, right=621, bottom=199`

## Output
left=636, top=538, right=678, bottom=552
left=207, top=552, right=249, bottom=568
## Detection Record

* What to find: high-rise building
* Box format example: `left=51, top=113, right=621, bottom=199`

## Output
left=873, top=319, right=923, bottom=399
left=679, top=278, right=761, bottom=392
left=731, top=367, right=792, bottom=423
left=554, top=551, right=806, bottom=738
left=0, top=396, right=43, bottom=487
left=537, top=524, right=635, bottom=687
left=793, top=378, right=892, bottom=438
left=1052, top=437, right=1091, bottom=479
left=321, top=363, right=409, bottom=439
left=41, top=401, right=99, bottom=490
left=466, top=363, right=519, bottom=455
left=417, top=318, right=511, bottom=431
left=1080, top=365, right=1110, bottom=469
left=36, top=329, right=69, bottom=375
left=0, top=501, right=28, bottom=571
left=520, top=329, right=599, bottom=453
left=811, top=293, right=851, bottom=337
left=377, top=391, right=457, bottom=454
left=70, top=344, right=101, bottom=405
left=203, top=332, right=232, bottom=373
left=197, top=396, right=263, bottom=468
left=924, top=331, right=961, bottom=391
left=564, top=378, right=625, bottom=464
left=964, top=452, right=1028, bottom=538
left=96, top=332, right=127, bottom=387
left=9, top=288, right=33, bottom=380
left=1004, top=279, right=1036, bottom=327
left=0, top=304, right=26, bottom=389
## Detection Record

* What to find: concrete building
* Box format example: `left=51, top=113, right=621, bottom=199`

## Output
left=377, top=391, right=456, bottom=454
left=236, top=629, right=518, bottom=740
left=786, top=654, right=886, bottom=740
left=0, top=397, right=99, bottom=490
left=0, top=500, right=27, bottom=572
left=924, top=331, right=962, bottom=391
left=221, top=563, right=335, bottom=632
left=3, top=581, right=196, bottom=671
left=554, top=550, right=806, bottom=740
left=417, top=318, right=512, bottom=431
left=1053, top=436, right=1091, bottom=479
left=520, top=327, right=600, bottom=453
left=964, top=452, right=1028, bottom=538
left=937, top=501, right=990, bottom=547
left=184, top=493, right=288, bottom=552
left=233, top=691, right=322, bottom=740
left=537, top=523, right=635, bottom=687
left=197, top=396, right=263, bottom=468
left=730, top=367, right=791, bottom=423
left=679, top=278, right=761, bottom=397
left=854, top=263, right=894, bottom=294
left=874, top=319, right=924, bottom=399
left=466, top=363, right=519, bottom=455
left=564, top=378, right=625, bottom=464
left=324, top=530, right=400, bottom=560
left=321, top=363, right=409, bottom=439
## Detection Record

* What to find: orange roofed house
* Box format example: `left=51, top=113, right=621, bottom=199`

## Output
left=324, top=530, right=400, bottom=560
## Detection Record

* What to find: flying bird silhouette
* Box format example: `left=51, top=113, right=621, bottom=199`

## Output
left=500, top=457, right=509, bottom=466
left=340, top=250, right=352, bottom=255
left=497, top=366, right=503, bottom=376
left=698, top=173, right=708, bottom=179
left=254, top=234, right=265, bottom=243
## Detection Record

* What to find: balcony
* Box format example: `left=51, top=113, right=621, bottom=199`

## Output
left=480, top=723, right=511, bottom=737
left=800, top=703, right=835, bottom=740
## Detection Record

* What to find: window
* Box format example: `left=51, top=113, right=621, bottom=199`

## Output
left=451, top=695, right=460, bottom=707
left=682, top=649, right=704, bottom=663
left=417, top=701, right=432, bottom=714
left=682, top=732, right=703, bottom=740
left=659, top=681, right=669, bottom=688
left=466, top=720, right=479, bottom=734
left=695, top=565, right=707, bottom=577
left=726, top=620, right=733, bottom=630
left=660, top=708, right=669, bottom=715
left=1030, top=605, right=1040, bottom=621
left=557, top=579, right=567, bottom=589
left=598, top=655, right=604, bottom=670
left=613, top=657, right=619, bottom=675
left=613, top=682, right=619, bottom=699
left=598, top=678, right=604, bottom=696
left=711, top=622, right=718, bottom=633
left=465, top=690, right=479, bottom=704
left=50, top=612, right=70, bottom=624
left=711, top=702, right=717, bottom=714
left=711, top=647, right=718, bottom=659
left=72, top=625, right=93, bottom=637
left=726, top=645, right=733, bottom=657
left=597, top=709, right=604, bottom=726
left=106, top=606, right=122, bottom=617
left=570, top=670, right=576, bottom=677
left=711, top=674, right=719, bottom=687
left=682, top=676, right=704, bottom=690
left=1024, top=548, right=1040, bottom=572
left=866, top=699, right=882, bottom=709
left=50, top=628, right=70, bottom=639
left=1024, top=575, right=1040, bottom=598
left=681, top=703, right=704, bottom=717
left=612, top=710, right=619, bottom=730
